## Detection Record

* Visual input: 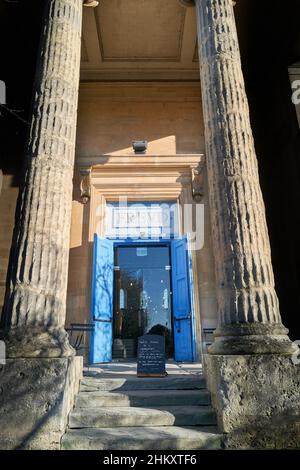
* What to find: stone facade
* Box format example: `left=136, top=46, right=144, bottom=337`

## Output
left=66, top=83, right=218, bottom=344
left=0, top=0, right=299, bottom=450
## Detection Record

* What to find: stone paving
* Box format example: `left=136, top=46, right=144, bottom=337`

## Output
left=84, top=360, right=203, bottom=378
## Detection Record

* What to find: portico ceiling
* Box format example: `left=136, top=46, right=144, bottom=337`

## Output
left=80, top=0, right=199, bottom=81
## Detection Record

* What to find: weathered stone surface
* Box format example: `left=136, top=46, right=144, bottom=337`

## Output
left=205, top=354, right=300, bottom=448
left=62, top=426, right=222, bottom=450
left=1, top=0, right=83, bottom=357
left=69, top=405, right=217, bottom=428
left=62, top=366, right=222, bottom=450
left=194, top=0, right=295, bottom=353
left=0, top=357, right=82, bottom=450
left=75, top=389, right=211, bottom=408
left=80, top=375, right=206, bottom=392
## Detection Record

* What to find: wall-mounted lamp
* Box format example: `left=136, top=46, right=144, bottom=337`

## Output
left=132, top=140, right=148, bottom=154
left=83, top=0, right=99, bottom=7
left=79, top=168, right=91, bottom=204
left=191, top=164, right=204, bottom=202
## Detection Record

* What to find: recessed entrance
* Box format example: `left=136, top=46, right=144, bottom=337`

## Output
left=113, top=244, right=174, bottom=358
left=90, top=235, right=198, bottom=364
left=89, top=198, right=199, bottom=364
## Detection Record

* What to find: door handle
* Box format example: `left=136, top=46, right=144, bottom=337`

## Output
left=175, top=314, right=191, bottom=322
left=175, top=314, right=191, bottom=333
left=93, top=316, right=112, bottom=323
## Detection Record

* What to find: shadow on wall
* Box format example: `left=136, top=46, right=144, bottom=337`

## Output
left=76, top=89, right=205, bottom=156
left=66, top=167, right=92, bottom=365
left=0, top=357, right=80, bottom=450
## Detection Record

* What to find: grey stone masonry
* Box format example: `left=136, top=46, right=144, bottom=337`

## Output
left=193, top=0, right=296, bottom=354
left=0, top=357, right=83, bottom=449
left=1, top=0, right=83, bottom=358
left=205, top=354, right=300, bottom=449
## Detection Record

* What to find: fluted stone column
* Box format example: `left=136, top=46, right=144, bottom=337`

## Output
left=183, top=0, right=296, bottom=354
left=0, top=1, right=101, bottom=449
left=1, top=0, right=85, bottom=357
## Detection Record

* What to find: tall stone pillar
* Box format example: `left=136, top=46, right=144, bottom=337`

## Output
left=183, top=0, right=296, bottom=355
left=1, top=0, right=84, bottom=358
left=178, top=0, right=300, bottom=448
left=0, top=0, right=98, bottom=450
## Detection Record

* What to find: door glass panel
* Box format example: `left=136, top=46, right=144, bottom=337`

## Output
left=114, top=246, right=173, bottom=357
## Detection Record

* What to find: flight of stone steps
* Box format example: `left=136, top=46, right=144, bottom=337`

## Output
left=61, top=373, right=223, bottom=450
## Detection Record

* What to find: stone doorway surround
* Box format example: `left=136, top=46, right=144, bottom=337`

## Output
left=79, top=153, right=205, bottom=238
left=76, top=153, right=207, bottom=363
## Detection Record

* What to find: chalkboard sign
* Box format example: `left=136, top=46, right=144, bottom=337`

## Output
left=137, top=334, right=166, bottom=377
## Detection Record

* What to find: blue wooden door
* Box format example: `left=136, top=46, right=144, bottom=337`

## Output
left=171, top=238, right=194, bottom=362
left=90, top=235, right=114, bottom=363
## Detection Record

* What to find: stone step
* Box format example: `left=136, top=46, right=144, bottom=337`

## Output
left=80, top=375, right=206, bottom=392
left=69, top=405, right=216, bottom=428
left=61, top=426, right=222, bottom=450
left=76, top=389, right=210, bottom=408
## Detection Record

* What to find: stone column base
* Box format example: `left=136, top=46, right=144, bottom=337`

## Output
left=0, top=356, right=83, bottom=450
left=205, top=354, right=300, bottom=449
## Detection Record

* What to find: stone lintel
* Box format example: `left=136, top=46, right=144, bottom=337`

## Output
left=205, top=354, right=300, bottom=448
left=0, top=357, right=82, bottom=449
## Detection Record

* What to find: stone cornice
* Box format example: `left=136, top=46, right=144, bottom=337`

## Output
left=78, top=154, right=205, bottom=172
left=80, top=155, right=206, bottom=213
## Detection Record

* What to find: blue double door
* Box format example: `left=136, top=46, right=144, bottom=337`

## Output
left=90, top=235, right=196, bottom=364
